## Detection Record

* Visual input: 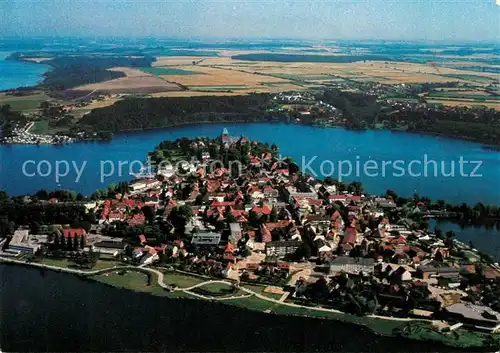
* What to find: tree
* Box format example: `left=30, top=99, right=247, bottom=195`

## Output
left=30, top=222, right=41, bottom=235
left=0, top=191, right=9, bottom=201
left=444, top=231, right=455, bottom=249
left=142, top=206, right=156, bottom=224
left=169, top=205, right=193, bottom=231
left=295, top=242, right=312, bottom=261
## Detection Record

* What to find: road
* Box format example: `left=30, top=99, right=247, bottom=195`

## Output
left=2, top=257, right=414, bottom=323
left=0, top=256, right=172, bottom=289
left=174, top=278, right=413, bottom=322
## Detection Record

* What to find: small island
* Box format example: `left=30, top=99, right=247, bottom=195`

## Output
left=1, top=131, right=500, bottom=351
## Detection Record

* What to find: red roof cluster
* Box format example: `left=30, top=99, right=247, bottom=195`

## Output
left=63, top=228, right=86, bottom=238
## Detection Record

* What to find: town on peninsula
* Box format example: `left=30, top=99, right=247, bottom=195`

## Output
left=1, top=129, right=500, bottom=351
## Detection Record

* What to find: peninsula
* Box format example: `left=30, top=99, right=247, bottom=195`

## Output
left=1, top=132, right=500, bottom=351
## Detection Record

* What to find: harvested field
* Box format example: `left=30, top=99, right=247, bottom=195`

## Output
left=208, top=60, right=499, bottom=86
left=70, top=97, right=121, bottom=118
left=159, top=65, right=294, bottom=90
left=151, top=91, right=243, bottom=97
left=73, top=67, right=181, bottom=94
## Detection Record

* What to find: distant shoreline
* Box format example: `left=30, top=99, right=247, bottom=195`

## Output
left=3, top=120, right=500, bottom=149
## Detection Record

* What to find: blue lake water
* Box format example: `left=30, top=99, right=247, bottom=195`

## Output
left=0, top=51, right=49, bottom=91
left=0, top=123, right=499, bottom=205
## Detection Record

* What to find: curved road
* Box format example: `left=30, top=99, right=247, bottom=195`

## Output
left=2, top=257, right=413, bottom=323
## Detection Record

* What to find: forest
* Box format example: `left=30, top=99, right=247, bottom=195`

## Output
left=7, top=53, right=156, bottom=92
left=78, top=94, right=280, bottom=132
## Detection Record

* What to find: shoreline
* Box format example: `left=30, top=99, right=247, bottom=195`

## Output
left=2, top=119, right=500, bottom=149
left=0, top=258, right=496, bottom=351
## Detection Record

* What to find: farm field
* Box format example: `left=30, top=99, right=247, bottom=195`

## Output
left=426, top=91, right=499, bottom=100
left=426, top=99, right=500, bottom=110
left=72, top=67, right=181, bottom=94
left=0, top=92, right=49, bottom=111
left=140, top=66, right=201, bottom=76
left=62, top=51, right=500, bottom=100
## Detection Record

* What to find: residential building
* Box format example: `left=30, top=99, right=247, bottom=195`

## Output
left=329, top=256, right=374, bottom=275
left=191, top=231, right=221, bottom=245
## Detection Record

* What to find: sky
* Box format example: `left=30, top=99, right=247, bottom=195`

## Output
left=0, top=0, right=499, bottom=42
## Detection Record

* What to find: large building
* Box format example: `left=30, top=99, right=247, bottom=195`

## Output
left=191, top=231, right=221, bottom=245
left=444, top=303, right=500, bottom=332
left=8, top=230, right=48, bottom=254
left=329, top=256, right=375, bottom=275
left=265, top=241, right=301, bottom=257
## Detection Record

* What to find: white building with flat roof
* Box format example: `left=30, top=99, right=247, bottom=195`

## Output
left=8, top=230, right=48, bottom=254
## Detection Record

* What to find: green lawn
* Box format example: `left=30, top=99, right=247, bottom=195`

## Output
left=272, top=304, right=406, bottom=335
left=398, top=321, right=495, bottom=349
left=196, top=282, right=233, bottom=293
left=38, top=257, right=72, bottom=268
left=162, top=272, right=205, bottom=288
left=0, top=93, right=47, bottom=111
left=439, top=74, right=496, bottom=82
left=39, top=257, right=121, bottom=270
left=189, top=282, right=243, bottom=297
left=428, top=92, right=499, bottom=101
left=225, top=295, right=275, bottom=311
left=141, top=67, right=201, bottom=76
left=29, top=119, right=49, bottom=134
left=92, top=270, right=169, bottom=296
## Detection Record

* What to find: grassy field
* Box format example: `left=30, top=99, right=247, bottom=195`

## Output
left=92, top=270, right=169, bottom=296
left=272, top=304, right=405, bottom=335
left=426, top=99, right=500, bottom=110
left=225, top=295, right=276, bottom=311
left=427, top=91, right=499, bottom=100
left=140, top=66, right=201, bottom=76
left=29, top=119, right=50, bottom=134
left=190, top=282, right=243, bottom=297
left=38, top=257, right=122, bottom=270
left=162, top=271, right=205, bottom=288
left=398, top=321, right=496, bottom=349
left=439, top=74, right=497, bottom=82
left=0, top=92, right=48, bottom=111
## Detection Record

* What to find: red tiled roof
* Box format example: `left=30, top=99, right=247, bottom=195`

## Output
left=211, top=200, right=235, bottom=207
left=265, top=220, right=291, bottom=230
left=278, top=261, right=290, bottom=269
left=63, top=228, right=86, bottom=238
left=252, top=206, right=272, bottom=215
left=329, top=195, right=348, bottom=200
left=261, top=224, right=272, bottom=243
left=246, top=263, right=259, bottom=270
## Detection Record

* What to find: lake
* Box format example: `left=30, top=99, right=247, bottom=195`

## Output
left=0, top=123, right=499, bottom=205
left=0, top=264, right=472, bottom=352
left=0, top=52, right=49, bottom=91
left=428, top=219, right=500, bottom=261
